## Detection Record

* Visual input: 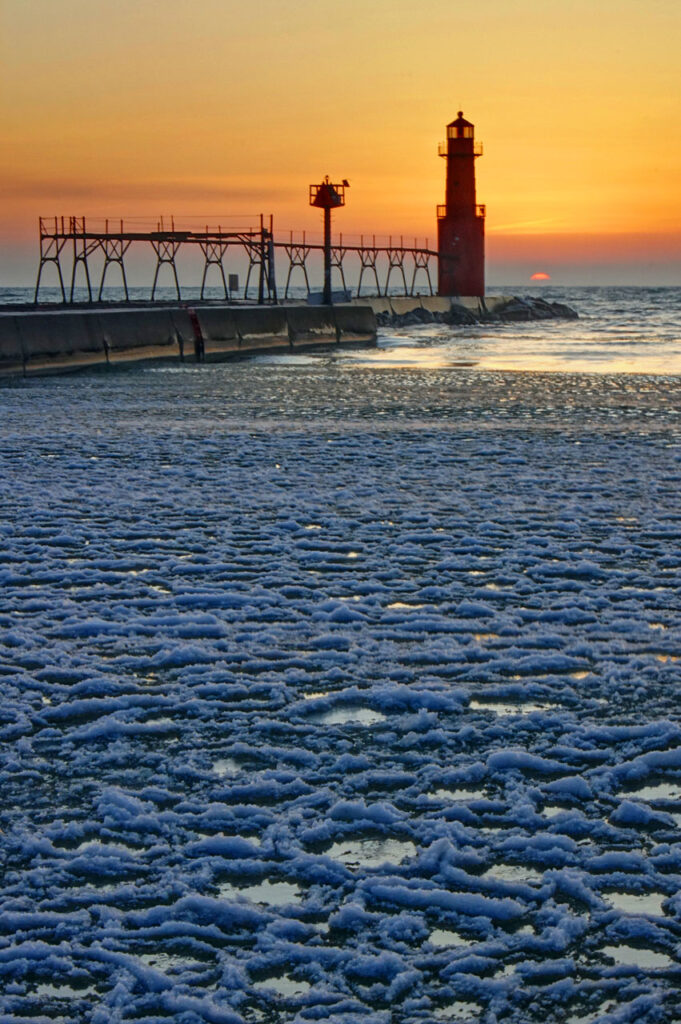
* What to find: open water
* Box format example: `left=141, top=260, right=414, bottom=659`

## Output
left=1, top=286, right=681, bottom=1023
left=359, top=286, right=681, bottom=375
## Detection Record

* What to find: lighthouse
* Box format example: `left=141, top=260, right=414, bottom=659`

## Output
left=437, top=111, right=485, bottom=297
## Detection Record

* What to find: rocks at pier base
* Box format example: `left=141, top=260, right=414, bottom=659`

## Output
left=374, top=294, right=578, bottom=328
left=493, top=296, right=579, bottom=321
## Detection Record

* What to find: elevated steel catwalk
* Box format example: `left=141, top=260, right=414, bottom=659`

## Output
left=36, top=216, right=276, bottom=304
left=35, top=217, right=437, bottom=304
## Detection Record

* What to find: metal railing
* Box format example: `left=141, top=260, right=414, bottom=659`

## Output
left=438, top=141, right=483, bottom=157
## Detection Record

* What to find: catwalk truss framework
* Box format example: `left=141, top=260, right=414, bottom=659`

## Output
left=35, top=217, right=277, bottom=304
left=34, top=218, right=438, bottom=303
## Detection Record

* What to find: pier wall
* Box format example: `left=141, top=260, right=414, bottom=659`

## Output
left=0, top=303, right=376, bottom=378
left=354, top=295, right=513, bottom=317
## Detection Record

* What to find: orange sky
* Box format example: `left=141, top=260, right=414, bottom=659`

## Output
left=2, top=0, right=680, bottom=285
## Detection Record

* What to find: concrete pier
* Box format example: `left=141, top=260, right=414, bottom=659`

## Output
left=0, top=302, right=377, bottom=378
left=352, top=294, right=512, bottom=317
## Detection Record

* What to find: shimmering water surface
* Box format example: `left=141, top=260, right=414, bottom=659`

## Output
left=359, top=286, right=681, bottom=374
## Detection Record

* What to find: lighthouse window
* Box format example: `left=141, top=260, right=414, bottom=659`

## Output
left=448, top=125, right=474, bottom=140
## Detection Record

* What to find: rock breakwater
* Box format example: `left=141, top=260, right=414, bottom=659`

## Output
left=376, top=295, right=578, bottom=328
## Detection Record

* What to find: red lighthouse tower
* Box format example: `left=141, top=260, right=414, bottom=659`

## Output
left=437, top=111, right=485, bottom=297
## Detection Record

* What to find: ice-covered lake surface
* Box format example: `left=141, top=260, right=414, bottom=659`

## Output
left=1, top=286, right=681, bottom=1023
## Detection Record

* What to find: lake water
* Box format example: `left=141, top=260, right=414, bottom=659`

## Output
left=361, top=285, right=681, bottom=374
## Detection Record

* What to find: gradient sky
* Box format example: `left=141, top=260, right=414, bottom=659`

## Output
left=2, top=0, right=680, bottom=285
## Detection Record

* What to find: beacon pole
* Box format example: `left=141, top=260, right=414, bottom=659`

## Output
left=323, top=205, right=332, bottom=305
left=309, top=177, right=348, bottom=305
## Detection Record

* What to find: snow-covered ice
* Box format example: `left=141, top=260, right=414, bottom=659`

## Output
left=2, top=353, right=681, bottom=1023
